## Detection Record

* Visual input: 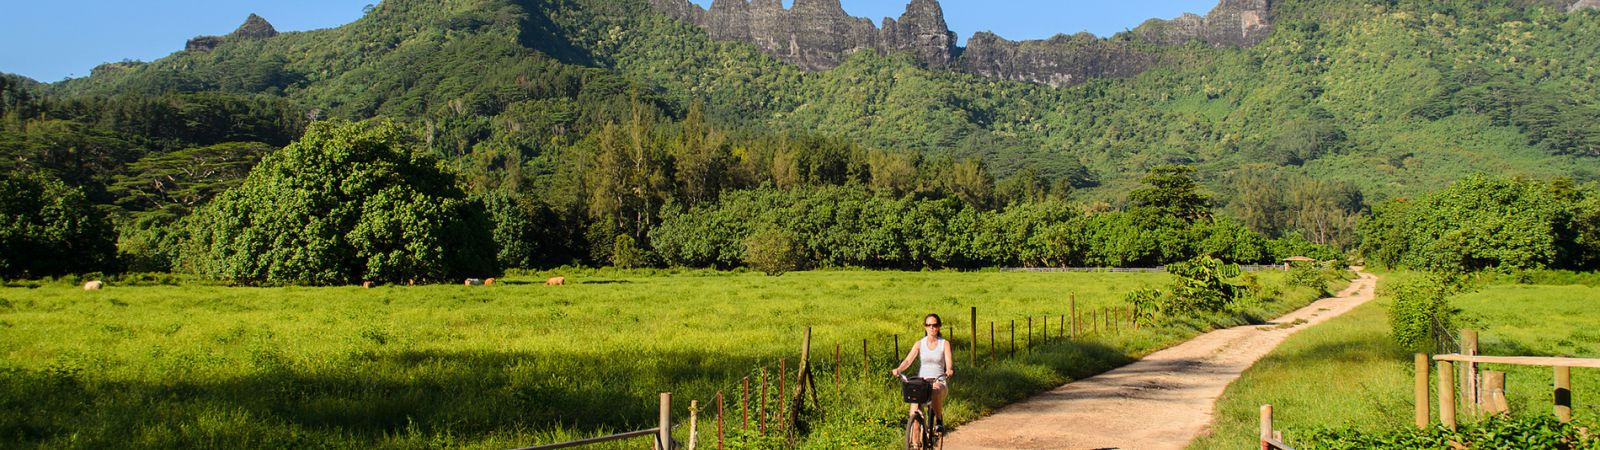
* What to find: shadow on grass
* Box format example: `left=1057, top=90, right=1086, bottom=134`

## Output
left=0, top=339, right=1140, bottom=448
left=0, top=348, right=765, bottom=448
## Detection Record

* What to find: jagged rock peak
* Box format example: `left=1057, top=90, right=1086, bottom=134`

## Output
left=230, top=14, right=279, bottom=39
left=186, top=14, right=278, bottom=53
left=648, top=0, right=956, bottom=71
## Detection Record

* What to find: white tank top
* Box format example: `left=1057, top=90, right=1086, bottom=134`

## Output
left=917, top=337, right=947, bottom=379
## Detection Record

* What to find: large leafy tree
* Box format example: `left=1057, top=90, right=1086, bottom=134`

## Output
left=1359, top=175, right=1598, bottom=272
left=181, top=119, right=497, bottom=285
left=1129, top=165, right=1212, bottom=224
left=0, top=173, right=116, bottom=278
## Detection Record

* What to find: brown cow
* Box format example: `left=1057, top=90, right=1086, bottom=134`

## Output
left=545, top=276, right=565, bottom=286
left=83, top=280, right=104, bottom=291
left=485, top=278, right=495, bottom=286
left=362, top=281, right=374, bottom=289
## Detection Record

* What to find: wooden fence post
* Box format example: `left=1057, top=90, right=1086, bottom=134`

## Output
left=1043, top=315, right=1049, bottom=343
left=989, top=321, right=995, bottom=363
left=1010, top=320, right=1016, bottom=356
left=688, top=400, right=699, bottom=450
left=790, top=328, right=813, bottom=443
left=659, top=392, right=672, bottom=450
left=1027, top=317, right=1033, bottom=351
left=1415, top=353, right=1429, bottom=429
left=1556, top=366, right=1572, bottom=423
left=1059, top=314, right=1065, bottom=338
left=1259, top=404, right=1273, bottom=450
left=717, top=391, right=725, bottom=450
left=1483, top=371, right=1508, bottom=416
left=862, top=339, right=869, bottom=376
left=1438, top=360, right=1456, bottom=431
left=834, top=343, right=841, bottom=396
left=970, top=307, right=977, bottom=367
left=742, top=377, right=749, bottom=432
left=1092, top=309, right=1098, bottom=336
left=777, top=359, right=786, bottom=435
left=894, top=335, right=899, bottom=365
left=1462, top=329, right=1479, bottom=417
left=1070, top=293, right=1077, bottom=339
left=760, top=368, right=767, bottom=435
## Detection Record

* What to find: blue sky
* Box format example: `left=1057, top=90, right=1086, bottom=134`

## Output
left=1, top=0, right=1218, bottom=83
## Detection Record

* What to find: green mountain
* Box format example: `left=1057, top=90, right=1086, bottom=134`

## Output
left=5, top=0, right=1600, bottom=269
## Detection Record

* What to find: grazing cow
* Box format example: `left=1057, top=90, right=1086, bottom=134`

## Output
left=83, top=280, right=104, bottom=291
left=485, top=278, right=495, bottom=286
left=546, top=276, right=565, bottom=286
left=362, top=281, right=374, bottom=289
left=465, top=278, right=484, bottom=286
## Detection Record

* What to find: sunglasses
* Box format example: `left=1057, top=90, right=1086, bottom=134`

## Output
left=924, top=323, right=941, bottom=328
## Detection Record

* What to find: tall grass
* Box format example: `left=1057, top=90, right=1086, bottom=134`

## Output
left=0, top=269, right=1330, bottom=449
left=1190, top=271, right=1600, bottom=449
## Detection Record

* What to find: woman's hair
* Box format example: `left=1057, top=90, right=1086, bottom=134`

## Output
left=924, top=313, right=942, bottom=339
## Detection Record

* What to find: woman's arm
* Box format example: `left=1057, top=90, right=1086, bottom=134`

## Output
left=891, top=344, right=918, bottom=375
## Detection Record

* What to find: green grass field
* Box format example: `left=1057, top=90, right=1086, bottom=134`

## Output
left=0, top=268, right=1333, bottom=449
left=1190, top=272, right=1600, bottom=449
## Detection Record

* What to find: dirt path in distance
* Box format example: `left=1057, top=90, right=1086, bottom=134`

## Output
left=943, top=272, right=1378, bottom=450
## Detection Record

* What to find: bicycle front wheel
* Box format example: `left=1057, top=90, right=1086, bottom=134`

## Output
left=905, top=413, right=923, bottom=450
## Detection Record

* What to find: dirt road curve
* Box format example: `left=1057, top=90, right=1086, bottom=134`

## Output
left=943, top=272, right=1378, bottom=450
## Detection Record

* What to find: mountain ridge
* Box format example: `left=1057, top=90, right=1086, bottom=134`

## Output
left=648, top=0, right=1275, bottom=86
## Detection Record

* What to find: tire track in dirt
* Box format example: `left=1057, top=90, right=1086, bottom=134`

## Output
left=943, top=272, right=1378, bottom=450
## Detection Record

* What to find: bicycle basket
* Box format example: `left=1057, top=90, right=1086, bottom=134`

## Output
left=901, top=378, right=932, bottom=404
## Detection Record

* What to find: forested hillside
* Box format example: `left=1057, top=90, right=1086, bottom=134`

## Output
left=4, top=0, right=1600, bottom=279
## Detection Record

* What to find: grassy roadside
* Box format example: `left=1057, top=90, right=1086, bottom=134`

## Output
left=0, top=269, right=1338, bottom=449
left=1190, top=271, right=1600, bottom=449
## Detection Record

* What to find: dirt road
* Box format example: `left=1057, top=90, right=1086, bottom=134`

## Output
left=942, top=272, right=1378, bottom=450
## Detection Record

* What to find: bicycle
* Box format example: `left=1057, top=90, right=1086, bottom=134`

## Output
left=899, top=374, right=947, bottom=450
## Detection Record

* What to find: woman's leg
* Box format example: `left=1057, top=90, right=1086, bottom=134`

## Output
left=931, top=382, right=948, bottom=426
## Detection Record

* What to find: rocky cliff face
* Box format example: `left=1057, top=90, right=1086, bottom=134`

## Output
left=958, top=32, right=1158, bottom=87
left=649, top=0, right=1269, bottom=87
left=1570, top=0, right=1600, bottom=11
left=1133, top=0, right=1272, bottom=48
left=186, top=14, right=279, bottom=53
left=648, top=0, right=955, bottom=71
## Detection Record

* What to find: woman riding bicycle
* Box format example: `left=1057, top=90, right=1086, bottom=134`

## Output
left=891, top=313, right=954, bottom=432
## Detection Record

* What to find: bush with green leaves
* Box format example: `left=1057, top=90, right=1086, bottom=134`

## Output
left=0, top=173, right=116, bottom=278
left=1386, top=273, right=1466, bottom=353
left=610, top=234, right=647, bottom=269
left=1286, top=262, right=1328, bottom=297
left=741, top=227, right=804, bottom=276
left=1301, top=416, right=1596, bottom=450
left=181, top=119, right=497, bottom=285
left=1166, top=255, right=1244, bottom=313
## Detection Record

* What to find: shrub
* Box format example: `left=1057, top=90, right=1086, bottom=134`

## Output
left=1301, top=416, right=1596, bottom=449
left=742, top=227, right=803, bottom=276
left=1166, top=255, right=1243, bottom=313
left=1287, top=262, right=1328, bottom=297
left=1386, top=273, right=1466, bottom=353
left=611, top=234, right=646, bottom=269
